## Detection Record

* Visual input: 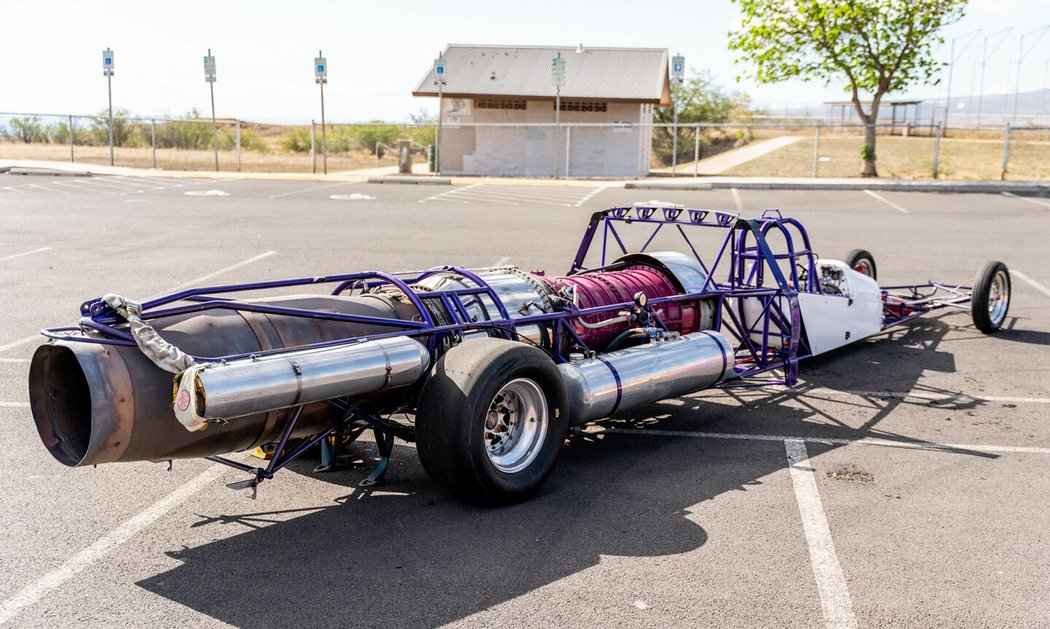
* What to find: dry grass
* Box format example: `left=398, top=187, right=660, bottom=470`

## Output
left=0, top=141, right=397, bottom=173
left=723, top=133, right=1050, bottom=180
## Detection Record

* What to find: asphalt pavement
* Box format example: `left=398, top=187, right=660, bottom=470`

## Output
left=1, top=173, right=1048, bottom=628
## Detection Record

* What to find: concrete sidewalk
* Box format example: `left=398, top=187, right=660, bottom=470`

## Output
left=3, top=158, right=1048, bottom=194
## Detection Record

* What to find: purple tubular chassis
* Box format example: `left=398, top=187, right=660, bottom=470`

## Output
left=40, top=206, right=978, bottom=493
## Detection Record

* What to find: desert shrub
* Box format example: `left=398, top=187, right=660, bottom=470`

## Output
left=90, top=109, right=142, bottom=147
left=347, top=122, right=402, bottom=154
left=218, top=127, right=268, bottom=152
left=281, top=128, right=314, bottom=153
left=9, top=116, right=46, bottom=143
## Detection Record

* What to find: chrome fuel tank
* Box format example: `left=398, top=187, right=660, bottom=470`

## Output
left=558, top=331, right=734, bottom=425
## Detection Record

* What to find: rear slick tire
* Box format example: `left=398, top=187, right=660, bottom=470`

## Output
left=415, top=338, right=569, bottom=505
left=971, top=261, right=1010, bottom=334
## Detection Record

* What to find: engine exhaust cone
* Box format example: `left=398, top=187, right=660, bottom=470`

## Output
left=27, top=293, right=418, bottom=467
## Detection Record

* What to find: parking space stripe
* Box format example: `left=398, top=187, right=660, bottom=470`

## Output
left=0, top=335, right=40, bottom=353
left=1001, top=191, right=1050, bottom=208
left=169, top=251, right=276, bottom=290
left=0, top=358, right=29, bottom=363
left=49, top=180, right=119, bottom=195
left=268, top=181, right=356, bottom=199
left=731, top=187, right=744, bottom=212
left=0, top=462, right=229, bottom=625
left=863, top=190, right=910, bottom=214
left=573, top=185, right=609, bottom=207
left=786, top=440, right=858, bottom=629
left=420, top=183, right=483, bottom=203
left=0, top=401, right=30, bottom=408
left=1012, top=270, right=1050, bottom=299
left=601, top=427, right=1050, bottom=455
left=0, top=247, right=52, bottom=262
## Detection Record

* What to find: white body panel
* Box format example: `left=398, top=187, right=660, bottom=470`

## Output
left=735, top=259, right=883, bottom=356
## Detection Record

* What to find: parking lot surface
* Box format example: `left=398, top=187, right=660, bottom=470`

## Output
left=1, top=173, right=1048, bottom=628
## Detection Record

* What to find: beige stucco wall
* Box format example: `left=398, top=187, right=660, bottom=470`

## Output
left=437, top=99, right=653, bottom=177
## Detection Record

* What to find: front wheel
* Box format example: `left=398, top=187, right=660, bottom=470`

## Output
left=971, top=261, right=1011, bottom=333
left=845, top=249, right=877, bottom=280
left=415, top=338, right=569, bottom=504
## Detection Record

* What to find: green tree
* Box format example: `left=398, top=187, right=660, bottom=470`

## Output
left=728, top=0, right=966, bottom=177
left=654, top=70, right=745, bottom=165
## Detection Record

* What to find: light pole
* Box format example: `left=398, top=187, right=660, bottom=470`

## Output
left=976, top=28, right=1012, bottom=128
left=944, top=29, right=981, bottom=131
left=204, top=49, right=219, bottom=171
left=102, top=48, right=114, bottom=165
left=670, top=53, right=685, bottom=175
left=551, top=52, right=566, bottom=179
left=315, top=51, right=328, bottom=175
left=433, top=53, right=446, bottom=174
left=1013, top=26, right=1050, bottom=124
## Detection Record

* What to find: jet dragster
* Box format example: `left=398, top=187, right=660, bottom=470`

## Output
left=28, top=207, right=1011, bottom=503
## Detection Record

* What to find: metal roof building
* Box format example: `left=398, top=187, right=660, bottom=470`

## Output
left=414, top=45, right=671, bottom=105
left=414, top=44, right=671, bottom=177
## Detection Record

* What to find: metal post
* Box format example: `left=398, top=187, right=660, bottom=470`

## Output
left=564, top=126, right=571, bottom=177
left=107, top=74, right=114, bottom=166
left=68, top=115, right=75, bottom=163
left=671, top=82, right=679, bottom=175
left=310, top=120, right=316, bottom=174
left=945, top=38, right=957, bottom=132
left=436, top=82, right=443, bottom=175
left=975, top=30, right=1013, bottom=127
left=207, top=49, right=219, bottom=172
left=151, top=119, right=157, bottom=169
left=1000, top=123, right=1011, bottom=180
left=812, top=124, right=821, bottom=177
left=554, top=85, right=561, bottom=179
left=235, top=119, right=241, bottom=172
left=1013, top=34, right=1025, bottom=124
left=319, top=77, right=327, bottom=175
left=932, top=122, right=943, bottom=179
left=692, top=124, right=700, bottom=177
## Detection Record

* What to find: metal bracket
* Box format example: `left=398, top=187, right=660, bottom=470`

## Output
left=359, top=427, right=395, bottom=487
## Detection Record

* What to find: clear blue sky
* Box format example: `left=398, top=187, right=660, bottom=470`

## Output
left=1, top=0, right=1047, bottom=122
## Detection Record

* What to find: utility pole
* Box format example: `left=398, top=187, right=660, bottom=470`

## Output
left=670, top=53, right=685, bottom=175
left=433, top=53, right=446, bottom=174
left=204, top=49, right=219, bottom=171
left=315, top=51, right=328, bottom=175
left=944, top=30, right=981, bottom=131
left=551, top=52, right=566, bottom=178
left=102, top=48, right=114, bottom=165
left=976, top=28, right=1012, bottom=128
left=1013, top=26, right=1050, bottom=124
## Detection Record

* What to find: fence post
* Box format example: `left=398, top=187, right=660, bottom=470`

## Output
left=235, top=120, right=241, bottom=172
left=565, top=126, right=571, bottom=178
left=932, top=122, right=943, bottom=179
left=812, top=124, right=821, bottom=177
left=68, top=115, right=75, bottom=163
left=311, top=120, right=316, bottom=174
left=693, top=124, right=700, bottom=177
left=151, top=119, right=157, bottom=169
left=1000, top=123, right=1011, bottom=181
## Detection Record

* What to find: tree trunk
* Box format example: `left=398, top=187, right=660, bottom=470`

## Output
left=861, top=122, right=878, bottom=178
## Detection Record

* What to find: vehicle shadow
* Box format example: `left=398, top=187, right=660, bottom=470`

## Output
left=137, top=314, right=981, bottom=627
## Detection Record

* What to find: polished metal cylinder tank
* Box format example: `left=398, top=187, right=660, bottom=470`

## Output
left=28, top=293, right=419, bottom=467
left=558, top=331, right=734, bottom=425
left=186, top=336, right=429, bottom=422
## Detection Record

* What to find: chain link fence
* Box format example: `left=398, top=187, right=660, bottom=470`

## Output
left=2, top=112, right=1047, bottom=180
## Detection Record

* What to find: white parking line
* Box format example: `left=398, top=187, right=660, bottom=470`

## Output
left=418, top=183, right=483, bottom=203
left=268, top=181, right=356, bottom=199
left=0, top=462, right=229, bottom=625
left=573, top=185, right=608, bottom=207
left=601, top=427, right=1050, bottom=455
left=863, top=190, right=910, bottom=214
left=0, top=358, right=29, bottom=363
left=0, top=335, right=40, bottom=353
left=49, top=180, right=119, bottom=196
left=169, top=251, right=276, bottom=290
left=1, top=185, right=25, bottom=193
left=731, top=187, right=744, bottom=212
left=1012, top=270, right=1050, bottom=299
left=0, top=401, right=30, bottom=408
left=1001, top=191, right=1050, bottom=208
left=786, top=440, right=858, bottom=629
left=0, top=247, right=52, bottom=263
